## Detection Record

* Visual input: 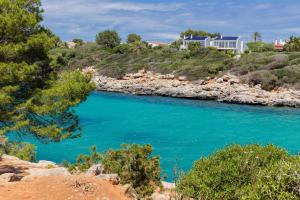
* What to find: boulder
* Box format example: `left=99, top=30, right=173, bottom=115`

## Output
left=158, top=74, right=175, bottom=80
left=133, top=73, right=144, bottom=79
left=96, top=174, right=120, bottom=185
left=216, top=78, right=223, bottom=83
left=178, top=76, right=187, bottom=81
left=222, top=75, right=231, bottom=82
left=0, top=173, right=23, bottom=183
left=23, top=167, right=70, bottom=181
left=123, top=184, right=139, bottom=200
left=37, top=160, right=57, bottom=168
left=86, top=164, right=104, bottom=176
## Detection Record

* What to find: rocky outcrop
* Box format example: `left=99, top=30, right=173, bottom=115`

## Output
left=92, top=70, right=300, bottom=108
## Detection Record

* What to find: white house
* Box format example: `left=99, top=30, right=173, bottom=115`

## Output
left=181, top=35, right=246, bottom=54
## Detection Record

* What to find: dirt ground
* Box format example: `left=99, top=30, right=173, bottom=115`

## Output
left=0, top=175, right=133, bottom=200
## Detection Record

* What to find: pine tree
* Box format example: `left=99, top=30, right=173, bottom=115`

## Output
left=0, top=0, right=94, bottom=142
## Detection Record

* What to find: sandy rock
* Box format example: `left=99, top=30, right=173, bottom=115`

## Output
left=216, top=78, right=223, bottom=83
left=123, top=184, right=139, bottom=200
left=23, top=167, right=70, bottom=181
left=178, top=76, right=187, bottom=81
left=0, top=173, right=23, bottom=182
left=37, top=160, right=57, bottom=168
left=158, top=74, right=175, bottom=80
left=86, top=164, right=104, bottom=176
left=96, top=174, right=120, bottom=185
left=151, top=192, right=171, bottom=200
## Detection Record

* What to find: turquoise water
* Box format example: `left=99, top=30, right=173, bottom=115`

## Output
left=31, top=92, right=300, bottom=180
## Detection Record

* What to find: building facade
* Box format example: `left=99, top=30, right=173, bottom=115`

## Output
left=181, top=35, right=246, bottom=54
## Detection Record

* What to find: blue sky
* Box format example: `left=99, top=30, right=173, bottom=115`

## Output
left=42, top=0, right=300, bottom=42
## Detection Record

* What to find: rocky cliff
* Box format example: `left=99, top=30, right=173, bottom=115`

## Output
left=90, top=69, right=300, bottom=108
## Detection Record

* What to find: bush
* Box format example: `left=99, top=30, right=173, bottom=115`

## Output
left=64, top=144, right=161, bottom=197
left=177, top=144, right=295, bottom=200
left=102, top=144, right=161, bottom=197
left=247, top=71, right=279, bottom=90
left=243, top=158, right=300, bottom=199
left=96, top=30, right=121, bottom=49
left=247, top=42, right=274, bottom=52
left=0, top=138, right=36, bottom=162
left=113, top=44, right=131, bottom=54
left=127, top=33, right=141, bottom=44
left=63, top=146, right=102, bottom=173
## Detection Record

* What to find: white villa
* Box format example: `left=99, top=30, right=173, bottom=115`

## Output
left=181, top=35, right=246, bottom=54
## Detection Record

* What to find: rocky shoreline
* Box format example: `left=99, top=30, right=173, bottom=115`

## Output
left=90, top=69, right=300, bottom=108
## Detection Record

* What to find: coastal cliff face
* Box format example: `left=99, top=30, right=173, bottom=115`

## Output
left=0, top=155, right=135, bottom=200
left=89, top=68, right=300, bottom=108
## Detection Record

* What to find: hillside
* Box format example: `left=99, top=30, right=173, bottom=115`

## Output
left=51, top=43, right=300, bottom=92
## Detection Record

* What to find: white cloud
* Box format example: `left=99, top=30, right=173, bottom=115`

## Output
left=254, top=3, right=272, bottom=10
left=150, top=33, right=180, bottom=40
left=283, top=28, right=300, bottom=34
left=42, top=0, right=184, bottom=16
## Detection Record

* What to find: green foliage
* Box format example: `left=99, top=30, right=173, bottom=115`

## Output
left=62, top=42, right=230, bottom=80
left=177, top=144, right=299, bottom=200
left=0, top=137, right=36, bottom=161
left=72, top=38, right=84, bottom=47
left=63, top=146, right=102, bottom=172
left=0, top=0, right=94, bottom=141
left=127, top=33, right=142, bottom=44
left=188, top=42, right=202, bottom=52
left=102, top=144, right=161, bottom=197
left=247, top=42, right=274, bottom=52
left=231, top=52, right=300, bottom=90
left=63, top=144, right=162, bottom=197
left=284, top=36, right=300, bottom=52
left=96, top=30, right=121, bottom=49
left=180, top=29, right=220, bottom=38
left=113, top=44, right=131, bottom=54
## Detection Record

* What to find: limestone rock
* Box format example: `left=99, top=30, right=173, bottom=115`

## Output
left=92, top=70, right=300, bottom=108
left=86, top=164, right=104, bottom=176
left=151, top=192, right=171, bottom=200
left=123, top=184, right=139, bottom=200
left=23, top=167, right=71, bottom=181
left=178, top=76, right=187, bottom=81
left=37, top=160, right=57, bottom=168
left=96, top=174, right=120, bottom=185
left=0, top=173, right=23, bottom=182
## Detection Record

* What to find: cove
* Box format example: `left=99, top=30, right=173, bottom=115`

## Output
left=30, top=92, right=300, bottom=181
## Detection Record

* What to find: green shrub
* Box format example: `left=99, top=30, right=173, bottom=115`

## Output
left=63, top=146, right=102, bottom=172
left=247, top=71, right=279, bottom=90
left=113, top=44, right=131, bottom=54
left=0, top=139, right=36, bottom=162
left=289, top=58, right=300, bottom=65
left=177, top=144, right=293, bottom=200
left=64, top=144, right=161, bottom=197
left=242, top=158, right=300, bottom=200
left=102, top=144, right=161, bottom=197
left=247, top=42, right=274, bottom=52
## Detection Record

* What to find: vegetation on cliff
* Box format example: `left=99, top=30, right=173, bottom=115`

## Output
left=50, top=29, right=300, bottom=91
left=177, top=144, right=300, bottom=200
left=63, top=144, right=161, bottom=197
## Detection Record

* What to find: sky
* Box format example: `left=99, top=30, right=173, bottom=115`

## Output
left=41, top=0, right=300, bottom=43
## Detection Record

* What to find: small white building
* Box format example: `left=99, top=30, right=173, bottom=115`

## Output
left=181, top=35, right=246, bottom=54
